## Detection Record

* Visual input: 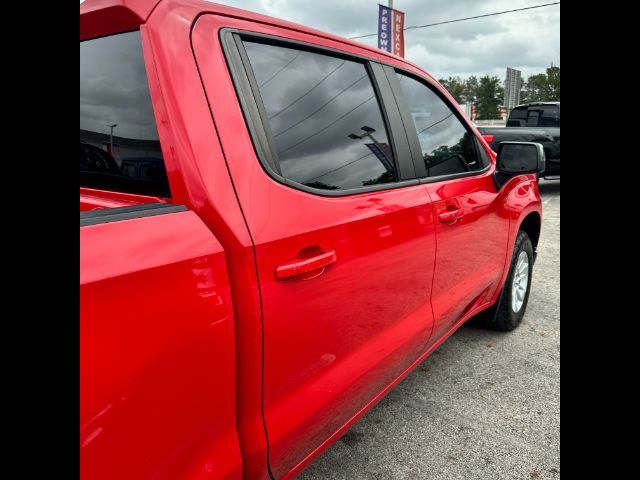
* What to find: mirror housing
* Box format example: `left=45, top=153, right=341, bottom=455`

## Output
left=494, top=142, right=545, bottom=188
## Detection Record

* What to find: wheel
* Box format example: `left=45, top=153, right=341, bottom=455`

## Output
left=473, top=231, right=534, bottom=331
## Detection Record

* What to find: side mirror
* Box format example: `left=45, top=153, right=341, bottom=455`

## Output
left=496, top=141, right=545, bottom=175
left=493, top=142, right=545, bottom=189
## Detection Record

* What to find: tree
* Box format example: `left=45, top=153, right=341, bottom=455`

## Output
left=304, top=181, right=339, bottom=190
left=363, top=170, right=395, bottom=186
left=545, top=65, right=560, bottom=100
left=476, top=75, right=503, bottom=120
left=438, top=76, right=465, bottom=103
left=463, top=75, right=479, bottom=103
left=520, top=74, right=546, bottom=104
left=520, top=65, right=560, bottom=103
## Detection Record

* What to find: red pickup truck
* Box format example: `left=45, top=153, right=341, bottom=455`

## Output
left=80, top=1, right=543, bottom=479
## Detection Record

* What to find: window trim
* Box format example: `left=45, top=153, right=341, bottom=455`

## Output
left=220, top=28, right=420, bottom=197
left=370, top=62, right=416, bottom=180
left=387, top=67, right=491, bottom=184
left=80, top=203, right=187, bottom=227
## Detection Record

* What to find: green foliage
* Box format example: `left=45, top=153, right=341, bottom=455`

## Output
left=434, top=66, right=559, bottom=117
left=363, top=170, right=396, bottom=186
left=423, top=133, right=472, bottom=172
left=304, top=181, right=339, bottom=190
left=476, top=75, right=503, bottom=119
left=438, top=76, right=466, bottom=103
left=546, top=65, right=560, bottom=99
left=463, top=76, right=479, bottom=102
left=520, top=65, right=560, bottom=103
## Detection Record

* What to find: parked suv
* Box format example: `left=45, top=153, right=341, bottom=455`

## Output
left=80, top=2, right=543, bottom=479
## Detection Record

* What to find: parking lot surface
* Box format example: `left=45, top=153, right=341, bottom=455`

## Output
left=300, top=180, right=560, bottom=480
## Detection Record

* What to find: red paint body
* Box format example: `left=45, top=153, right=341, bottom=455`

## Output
left=80, top=1, right=542, bottom=479
left=80, top=211, right=242, bottom=480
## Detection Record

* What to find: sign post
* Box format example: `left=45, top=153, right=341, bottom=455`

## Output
left=378, top=3, right=405, bottom=57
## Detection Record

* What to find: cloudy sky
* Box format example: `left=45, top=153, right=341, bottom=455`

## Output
left=214, top=0, right=560, bottom=81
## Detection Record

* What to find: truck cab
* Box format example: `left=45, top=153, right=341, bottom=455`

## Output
left=507, top=102, right=560, bottom=127
left=478, top=102, right=560, bottom=179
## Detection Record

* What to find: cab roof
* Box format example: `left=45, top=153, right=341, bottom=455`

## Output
left=80, top=0, right=425, bottom=76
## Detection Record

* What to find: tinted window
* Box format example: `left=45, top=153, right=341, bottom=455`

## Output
left=507, top=107, right=527, bottom=126
left=243, top=41, right=397, bottom=191
left=396, top=73, right=479, bottom=177
left=526, top=110, right=541, bottom=127
left=509, top=105, right=560, bottom=127
left=80, top=31, right=170, bottom=197
left=539, top=105, right=560, bottom=127
left=509, top=108, right=527, bottom=119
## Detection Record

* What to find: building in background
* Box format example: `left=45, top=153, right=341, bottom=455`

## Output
left=504, top=67, right=522, bottom=113
left=458, top=102, right=477, bottom=121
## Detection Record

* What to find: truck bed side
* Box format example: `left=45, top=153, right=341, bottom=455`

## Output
left=80, top=205, right=242, bottom=480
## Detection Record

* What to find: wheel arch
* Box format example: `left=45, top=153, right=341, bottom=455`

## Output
left=518, top=211, right=541, bottom=251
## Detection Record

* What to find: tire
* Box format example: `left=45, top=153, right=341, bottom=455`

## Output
left=474, top=231, right=534, bottom=331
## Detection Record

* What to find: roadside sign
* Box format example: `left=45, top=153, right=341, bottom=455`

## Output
left=378, top=4, right=405, bottom=57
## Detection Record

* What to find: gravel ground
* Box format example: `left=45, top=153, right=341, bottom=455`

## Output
left=299, top=180, right=560, bottom=480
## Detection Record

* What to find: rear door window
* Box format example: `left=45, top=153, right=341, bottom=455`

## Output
left=80, top=31, right=170, bottom=197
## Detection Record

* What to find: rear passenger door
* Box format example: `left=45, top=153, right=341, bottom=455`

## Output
left=388, top=68, right=511, bottom=342
left=193, top=22, right=438, bottom=478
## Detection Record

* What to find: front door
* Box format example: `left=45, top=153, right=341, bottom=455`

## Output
left=390, top=70, right=511, bottom=341
left=426, top=174, right=510, bottom=340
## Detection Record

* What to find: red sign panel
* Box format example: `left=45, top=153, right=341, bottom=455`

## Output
left=392, top=9, right=405, bottom=57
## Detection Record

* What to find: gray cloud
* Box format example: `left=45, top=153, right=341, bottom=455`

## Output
left=213, top=0, right=560, bottom=80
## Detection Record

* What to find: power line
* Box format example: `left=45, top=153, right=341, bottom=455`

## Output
left=274, top=74, right=368, bottom=138
left=305, top=152, right=375, bottom=182
left=258, top=51, right=301, bottom=87
left=348, top=2, right=560, bottom=40
left=279, top=94, right=375, bottom=155
left=268, top=60, right=347, bottom=120
left=417, top=113, right=454, bottom=135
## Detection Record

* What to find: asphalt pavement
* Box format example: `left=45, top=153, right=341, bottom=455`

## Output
left=299, top=180, right=560, bottom=480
